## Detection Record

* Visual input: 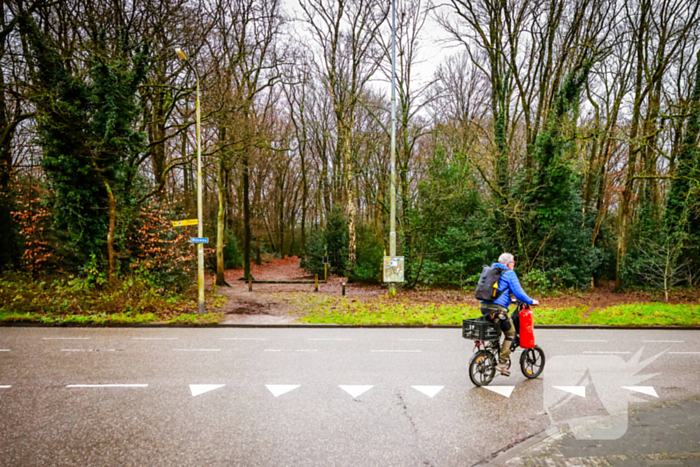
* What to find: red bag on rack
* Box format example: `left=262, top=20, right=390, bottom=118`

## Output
left=519, top=305, right=535, bottom=349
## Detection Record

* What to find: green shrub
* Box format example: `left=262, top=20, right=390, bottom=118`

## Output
left=522, top=269, right=552, bottom=293
left=303, top=205, right=348, bottom=276
left=350, top=224, right=384, bottom=282
left=223, top=231, right=242, bottom=268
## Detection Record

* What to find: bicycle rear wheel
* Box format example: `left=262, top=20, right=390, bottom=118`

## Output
left=520, top=346, right=545, bottom=379
left=469, top=350, right=496, bottom=386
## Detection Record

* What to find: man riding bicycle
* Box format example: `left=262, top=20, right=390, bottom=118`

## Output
left=480, top=253, right=539, bottom=376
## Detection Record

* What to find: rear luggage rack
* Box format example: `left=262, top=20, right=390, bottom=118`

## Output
left=462, top=318, right=500, bottom=341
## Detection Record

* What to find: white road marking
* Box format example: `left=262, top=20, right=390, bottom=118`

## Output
left=266, top=385, right=300, bottom=397
left=339, top=385, right=373, bottom=399
left=412, top=386, right=444, bottom=398
left=399, top=339, right=442, bottom=342
left=172, top=349, right=221, bottom=352
left=643, top=340, right=684, bottom=343
left=66, top=384, right=148, bottom=388
left=622, top=386, right=658, bottom=397
left=0, top=349, right=10, bottom=351
left=43, top=337, right=91, bottom=340
left=553, top=386, right=586, bottom=397
left=264, top=349, right=318, bottom=352
left=0, top=385, right=11, bottom=388
left=484, top=386, right=514, bottom=398
left=132, top=338, right=178, bottom=340
left=669, top=352, right=700, bottom=354
left=190, top=384, right=225, bottom=397
left=564, top=340, right=607, bottom=342
left=61, top=349, right=119, bottom=352
left=371, top=350, right=421, bottom=353
left=220, top=338, right=268, bottom=340
left=307, top=338, right=352, bottom=341
left=582, top=351, right=631, bottom=354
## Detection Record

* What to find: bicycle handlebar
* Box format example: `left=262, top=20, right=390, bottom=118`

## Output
left=511, top=299, right=538, bottom=306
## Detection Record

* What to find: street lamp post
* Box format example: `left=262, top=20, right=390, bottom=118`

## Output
left=389, top=0, right=397, bottom=294
left=175, top=47, right=205, bottom=315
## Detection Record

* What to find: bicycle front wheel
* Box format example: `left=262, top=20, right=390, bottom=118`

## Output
left=469, top=350, right=496, bottom=387
left=520, top=346, right=545, bottom=379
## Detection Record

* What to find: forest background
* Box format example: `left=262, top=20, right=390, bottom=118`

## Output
left=2, top=0, right=700, bottom=323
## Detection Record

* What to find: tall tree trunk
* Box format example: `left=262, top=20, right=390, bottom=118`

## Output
left=243, top=149, right=251, bottom=280
left=149, top=89, right=166, bottom=200
left=616, top=1, right=648, bottom=289
left=0, top=55, right=17, bottom=268
left=215, top=127, right=230, bottom=287
left=104, top=180, right=117, bottom=284
left=300, top=141, right=308, bottom=254
left=341, top=120, right=357, bottom=276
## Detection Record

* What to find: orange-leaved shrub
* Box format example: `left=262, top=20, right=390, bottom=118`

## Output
left=127, top=201, right=195, bottom=291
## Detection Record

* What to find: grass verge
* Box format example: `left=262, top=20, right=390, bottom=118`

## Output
left=0, top=273, right=227, bottom=325
left=281, top=293, right=700, bottom=327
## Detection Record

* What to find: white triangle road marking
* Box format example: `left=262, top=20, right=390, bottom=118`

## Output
left=339, top=385, right=374, bottom=399
left=411, top=386, right=444, bottom=398
left=553, top=386, right=586, bottom=397
left=483, top=386, right=514, bottom=398
left=266, top=385, right=300, bottom=397
left=189, top=384, right=225, bottom=397
left=622, top=386, right=658, bottom=397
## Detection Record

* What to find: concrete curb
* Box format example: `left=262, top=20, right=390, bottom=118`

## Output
left=1, top=321, right=700, bottom=329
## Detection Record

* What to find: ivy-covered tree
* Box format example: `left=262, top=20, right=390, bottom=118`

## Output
left=522, top=61, right=601, bottom=287
left=665, top=51, right=700, bottom=241
left=19, top=15, right=148, bottom=282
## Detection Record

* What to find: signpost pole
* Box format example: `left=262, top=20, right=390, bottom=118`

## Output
left=175, top=47, right=205, bottom=315
left=195, top=66, right=205, bottom=315
left=389, top=0, right=397, bottom=295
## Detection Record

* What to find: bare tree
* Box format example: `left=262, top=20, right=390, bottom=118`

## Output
left=299, top=0, right=388, bottom=276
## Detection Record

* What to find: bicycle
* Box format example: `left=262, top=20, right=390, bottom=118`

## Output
left=462, top=300, right=546, bottom=387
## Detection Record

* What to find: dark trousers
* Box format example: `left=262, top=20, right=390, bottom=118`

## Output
left=481, top=303, right=515, bottom=364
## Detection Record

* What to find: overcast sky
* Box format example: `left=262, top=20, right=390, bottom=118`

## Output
left=280, top=0, right=457, bottom=97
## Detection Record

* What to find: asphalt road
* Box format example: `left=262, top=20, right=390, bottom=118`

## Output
left=0, top=327, right=698, bottom=466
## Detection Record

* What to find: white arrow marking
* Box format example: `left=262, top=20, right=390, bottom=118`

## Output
left=339, top=385, right=374, bottom=399
left=411, top=386, right=444, bottom=398
left=190, top=384, right=226, bottom=397
left=483, top=386, right=515, bottom=398
left=622, top=386, right=658, bottom=397
left=265, top=385, right=300, bottom=397
left=553, top=386, right=586, bottom=397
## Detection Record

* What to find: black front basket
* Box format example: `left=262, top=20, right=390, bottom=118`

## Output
left=462, top=318, right=500, bottom=341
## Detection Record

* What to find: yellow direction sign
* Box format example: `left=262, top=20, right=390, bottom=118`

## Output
left=172, top=219, right=198, bottom=227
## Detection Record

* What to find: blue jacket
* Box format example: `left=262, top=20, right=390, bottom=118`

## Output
left=480, top=263, right=533, bottom=307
